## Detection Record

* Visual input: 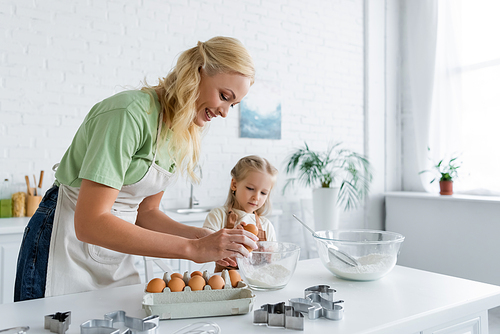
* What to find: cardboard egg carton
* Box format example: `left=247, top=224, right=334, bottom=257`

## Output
left=142, top=269, right=256, bottom=319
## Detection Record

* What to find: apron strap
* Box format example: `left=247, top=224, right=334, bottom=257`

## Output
left=225, top=209, right=239, bottom=229
left=255, top=214, right=267, bottom=241
left=152, top=112, right=163, bottom=162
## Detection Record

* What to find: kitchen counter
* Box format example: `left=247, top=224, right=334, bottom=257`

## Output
left=0, top=217, right=30, bottom=234
left=2, top=258, right=500, bottom=333
left=0, top=208, right=284, bottom=233
left=163, top=208, right=283, bottom=225
left=0, top=211, right=208, bottom=233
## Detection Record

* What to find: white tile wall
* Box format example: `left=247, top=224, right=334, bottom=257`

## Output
left=0, top=0, right=365, bottom=249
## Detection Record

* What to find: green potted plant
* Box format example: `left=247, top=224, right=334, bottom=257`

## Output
left=283, top=142, right=373, bottom=230
left=419, top=154, right=460, bottom=195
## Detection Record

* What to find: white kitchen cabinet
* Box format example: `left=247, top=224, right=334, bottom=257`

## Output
left=422, top=311, right=485, bottom=334
left=0, top=217, right=29, bottom=304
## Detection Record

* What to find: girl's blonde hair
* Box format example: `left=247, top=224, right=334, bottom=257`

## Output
left=225, top=155, right=278, bottom=216
left=143, top=36, right=255, bottom=183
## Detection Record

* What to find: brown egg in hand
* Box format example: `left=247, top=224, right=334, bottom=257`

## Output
left=243, top=223, right=258, bottom=235
left=208, top=275, right=225, bottom=290
left=167, top=277, right=185, bottom=292
left=243, top=224, right=258, bottom=251
left=146, top=278, right=166, bottom=293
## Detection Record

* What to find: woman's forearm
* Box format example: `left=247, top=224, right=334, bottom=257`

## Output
left=74, top=180, right=256, bottom=262
left=77, top=211, right=256, bottom=263
left=136, top=207, right=203, bottom=239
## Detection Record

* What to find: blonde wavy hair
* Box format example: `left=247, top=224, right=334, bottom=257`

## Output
left=143, top=36, right=255, bottom=183
left=225, top=155, right=278, bottom=216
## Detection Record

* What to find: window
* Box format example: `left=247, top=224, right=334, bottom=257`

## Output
left=458, top=0, right=500, bottom=193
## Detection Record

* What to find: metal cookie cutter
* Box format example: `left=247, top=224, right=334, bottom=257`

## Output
left=80, top=310, right=159, bottom=334
left=254, top=302, right=304, bottom=331
left=290, top=285, right=344, bottom=321
left=45, top=311, right=71, bottom=334
left=0, top=327, right=30, bottom=334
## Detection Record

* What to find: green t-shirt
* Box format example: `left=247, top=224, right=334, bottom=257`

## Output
left=55, top=90, right=175, bottom=190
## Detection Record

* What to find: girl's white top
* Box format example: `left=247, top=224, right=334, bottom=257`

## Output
left=203, top=206, right=277, bottom=241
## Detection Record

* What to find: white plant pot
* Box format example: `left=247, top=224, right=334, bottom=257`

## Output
left=312, top=187, right=340, bottom=231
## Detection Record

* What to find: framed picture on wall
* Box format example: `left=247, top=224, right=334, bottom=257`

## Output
left=239, top=81, right=281, bottom=139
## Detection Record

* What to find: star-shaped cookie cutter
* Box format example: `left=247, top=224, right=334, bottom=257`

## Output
left=80, top=310, right=159, bottom=334
left=44, top=311, right=71, bottom=334
left=289, top=285, right=344, bottom=321
left=253, top=302, right=304, bottom=331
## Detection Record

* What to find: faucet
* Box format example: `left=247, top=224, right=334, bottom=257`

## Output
left=189, top=184, right=199, bottom=209
left=188, top=165, right=202, bottom=209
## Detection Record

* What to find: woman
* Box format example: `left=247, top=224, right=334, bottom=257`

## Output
left=15, top=36, right=258, bottom=301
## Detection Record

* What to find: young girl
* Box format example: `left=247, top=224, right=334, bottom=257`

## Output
left=203, top=155, right=279, bottom=271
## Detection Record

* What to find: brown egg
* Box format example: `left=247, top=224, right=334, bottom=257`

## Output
left=188, top=275, right=206, bottom=291
left=170, top=273, right=183, bottom=279
left=243, top=224, right=259, bottom=235
left=146, top=278, right=166, bottom=293
left=167, top=277, right=185, bottom=292
left=243, top=224, right=259, bottom=251
left=228, top=270, right=242, bottom=288
left=191, top=271, right=203, bottom=277
left=208, top=275, right=225, bottom=290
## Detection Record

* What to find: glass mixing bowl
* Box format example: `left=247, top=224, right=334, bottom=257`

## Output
left=236, top=241, right=300, bottom=290
left=314, top=229, right=405, bottom=281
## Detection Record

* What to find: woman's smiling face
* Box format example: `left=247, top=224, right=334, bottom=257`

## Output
left=194, top=69, right=251, bottom=127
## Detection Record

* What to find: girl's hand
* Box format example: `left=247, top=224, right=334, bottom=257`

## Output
left=236, top=222, right=247, bottom=229
left=188, top=228, right=258, bottom=263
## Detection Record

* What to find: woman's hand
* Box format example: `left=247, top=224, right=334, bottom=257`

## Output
left=188, top=228, right=258, bottom=264
left=215, top=257, right=238, bottom=268
left=193, top=227, right=214, bottom=239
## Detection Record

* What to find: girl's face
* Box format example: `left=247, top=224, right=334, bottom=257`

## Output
left=231, top=171, right=273, bottom=214
left=194, top=69, right=251, bottom=127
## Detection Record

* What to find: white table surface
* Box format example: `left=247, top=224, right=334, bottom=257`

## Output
left=2, top=258, right=500, bottom=333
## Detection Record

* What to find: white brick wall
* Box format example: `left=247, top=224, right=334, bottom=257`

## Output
left=0, top=0, right=365, bottom=249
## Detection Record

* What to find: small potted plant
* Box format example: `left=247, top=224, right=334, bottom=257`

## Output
left=419, top=154, right=460, bottom=195
left=283, top=142, right=372, bottom=230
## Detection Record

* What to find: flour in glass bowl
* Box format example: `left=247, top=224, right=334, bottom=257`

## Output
left=243, top=263, right=291, bottom=288
left=326, top=253, right=397, bottom=281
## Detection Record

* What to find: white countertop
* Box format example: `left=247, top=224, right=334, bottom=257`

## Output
left=2, top=258, right=500, bottom=333
left=0, top=217, right=30, bottom=234
left=164, top=208, right=283, bottom=224
left=0, top=209, right=284, bottom=233
left=0, top=211, right=210, bottom=234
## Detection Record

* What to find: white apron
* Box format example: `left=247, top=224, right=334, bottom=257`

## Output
left=45, top=114, right=174, bottom=297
